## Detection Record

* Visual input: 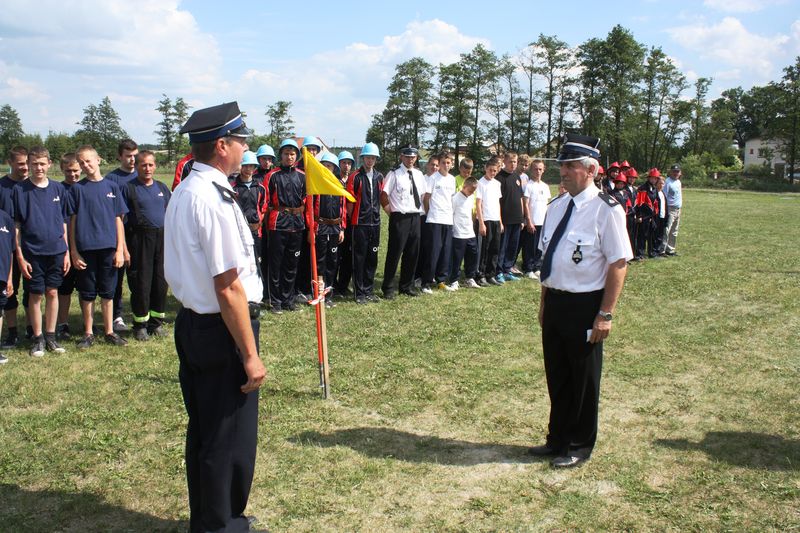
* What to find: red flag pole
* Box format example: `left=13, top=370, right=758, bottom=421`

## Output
left=306, top=194, right=330, bottom=399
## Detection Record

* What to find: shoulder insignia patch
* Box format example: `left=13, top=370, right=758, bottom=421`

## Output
left=598, top=191, right=619, bottom=207
left=212, top=182, right=235, bottom=204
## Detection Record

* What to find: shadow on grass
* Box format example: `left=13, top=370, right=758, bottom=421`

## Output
left=289, top=427, right=534, bottom=465
left=0, top=483, right=183, bottom=532
left=656, top=431, right=799, bottom=471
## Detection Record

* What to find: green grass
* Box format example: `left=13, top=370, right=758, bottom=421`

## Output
left=1, top=189, right=799, bottom=532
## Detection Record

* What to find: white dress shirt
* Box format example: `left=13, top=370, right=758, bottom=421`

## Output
left=539, top=184, right=632, bottom=293
left=165, top=162, right=262, bottom=313
left=383, top=164, right=427, bottom=214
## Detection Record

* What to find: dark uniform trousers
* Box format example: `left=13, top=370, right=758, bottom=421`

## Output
left=498, top=222, right=522, bottom=274
left=315, top=233, right=340, bottom=290
left=334, top=226, right=353, bottom=295
left=448, top=236, right=478, bottom=284
left=351, top=224, right=379, bottom=299
left=176, top=309, right=260, bottom=533
left=521, top=225, right=543, bottom=273
left=422, top=223, right=453, bottom=285
left=635, top=219, right=654, bottom=258
left=478, top=220, right=501, bottom=279
left=267, top=230, right=302, bottom=309
left=541, top=288, right=604, bottom=459
left=382, top=212, right=421, bottom=295
left=127, top=226, right=167, bottom=330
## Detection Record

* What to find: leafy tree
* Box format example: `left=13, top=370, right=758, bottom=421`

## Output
left=44, top=131, right=75, bottom=160
left=386, top=58, right=435, bottom=148
left=173, top=97, right=191, bottom=157
left=438, top=61, right=473, bottom=166
left=462, top=44, right=497, bottom=153
left=265, top=101, right=295, bottom=146
left=0, top=104, right=24, bottom=156
left=75, top=96, right=127, bottom=161
left=529, top=34, right=573, bottom=157
left=772, top=57, right=800, bottom=182
left=155, top=94, right=175, bottom=162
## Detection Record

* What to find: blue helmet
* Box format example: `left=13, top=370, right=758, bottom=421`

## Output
left=241, top=150, right=258, bottom=166
left=303, top=136, right=322, bottom=150
left=319, top=151, right=339, bottom=169
left=360, top=142, right=380, bottom=159
left=337, top=150, right=355, bottom=164
left=279, top=138, right=300, bottom=155
left=256, top=144, right=275, bottom=160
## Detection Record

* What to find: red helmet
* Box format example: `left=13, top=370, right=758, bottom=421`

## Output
left=597, top=165, right=605, bottom=175
left=648, top=168, right=661, bottom=178
left=613, top=173, right=628, bottom=183
left=620, top=160, right=631, bottom=170
left=609, top=161, right=621, bottom=170
left=626, top=168, right=638, bottom=178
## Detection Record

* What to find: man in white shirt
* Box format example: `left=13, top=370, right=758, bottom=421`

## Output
left=421, top=151, right=456, bottom=293
left=380, top=145, right=427, bottom=298
left=521, top=159, right=551, bottom=278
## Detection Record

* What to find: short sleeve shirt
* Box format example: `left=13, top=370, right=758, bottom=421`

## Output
left=425, top=172, right=456, bottom=225
left=121, top=179, right=170, bottom=228
left=539, top=185, right=633, bottom=292
left=0, top=210, right=16, bottom=284
left=0, top=175, right=22, bottom=217
left=164, top=162, right=262, bottom=314
left=383, top=164, right=427, bottom=214
left=452, top=191, right=476, bottom=239
left=66, top=178, right=128, bottom=252
left=14, top=179, right=68, bottom=256
left=524, top=180, right=551, bottom=226
left=476, top=177, right=502, bottom=222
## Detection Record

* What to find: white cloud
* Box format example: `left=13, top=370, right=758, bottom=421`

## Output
left=0, top=77, right=49, bottom=103
left=703, top=0, right=786, bottom=13
left=667, top=17, right=790, bottom=80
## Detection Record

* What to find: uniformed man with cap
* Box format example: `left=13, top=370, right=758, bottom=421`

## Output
left=527, top=133, right=632, bottom=468
left=380, top=145, right=427, bottom=298
left=164, top=102, right=267, bottom=532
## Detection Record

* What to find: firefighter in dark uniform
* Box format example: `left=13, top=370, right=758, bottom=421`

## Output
left=633, top=168, right=661, bottom=260
left=253, top=145, right=275, bottom=306
left=528, top=133, right=632, bottom=468
left=164, top=102, right=267, bottom=532
left=334, top=150, right=356, bottom=298
left=265, top=138, right=306, bottom=314
left=231, top=150, right=268, bottom=269
left=346, top=143, right=383, bottom=304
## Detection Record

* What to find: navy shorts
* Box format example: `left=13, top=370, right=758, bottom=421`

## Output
left=59, top=265, right=77, bottom=296
left=76, top=248, right=118, bottom=301
left=0, top=280, right=8, bottom=309
left=23, top=253, right=65, bottom=294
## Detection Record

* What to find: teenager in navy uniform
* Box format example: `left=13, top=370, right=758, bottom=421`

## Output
left=14, top=146, right=69, bottom=357
left=0, top=145, right=28, bottom=349
left=0, top=207, right=16, bottom=365
left=253, top=145, right=275, bottom=305
left=333, top=150, right=356, bottom=298
left=120, top=151, right=171, bottom=341
left=308, top=152, right=346, bottom=308
left=165, top=102, right=267, bottom=533
left=529, top=133, right=632, bottom=468
left=105, top=139, right=139, bottom=334
left=346, top=143, right=383, bottom=304
left=265, top=139, right=306, bottom=314
left=56, top=153, right=81, bottom=340
left=253, top=144, right=275, bottom=183
left=380, top=145, right=427, bottom=299
left=230, top=151, right=267, bottom=267
left=67, top=145, right=129, bottom=348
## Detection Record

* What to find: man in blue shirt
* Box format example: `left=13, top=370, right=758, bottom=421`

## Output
left=68, top=145, right=129, bottom=348
left=14, top=147, right=69, bottom=356
left=120, top=151, right=171, bottom=341
left=662, top=164, right=683, bottom=256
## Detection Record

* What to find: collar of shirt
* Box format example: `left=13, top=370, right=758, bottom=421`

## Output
left=570, top=183, right=600, bottom=210
left=192, top=161, right=234, bottom=192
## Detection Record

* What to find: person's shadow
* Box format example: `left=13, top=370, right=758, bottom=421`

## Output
left=0, top=483, right=183, bottom=532
left=655, top=431, right=799, bottom=471
left=289, top=427, right=534, bottom=465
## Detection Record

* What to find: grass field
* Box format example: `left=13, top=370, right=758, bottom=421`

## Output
left=0, top=188, right=798, bottom=532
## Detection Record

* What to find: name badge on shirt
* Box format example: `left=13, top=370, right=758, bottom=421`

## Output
left=572, top=245, right=583, bottom=264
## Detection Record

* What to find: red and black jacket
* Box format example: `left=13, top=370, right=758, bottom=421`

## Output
left=610, top=186, right=633, bottom=216
left=266, top=165, right=306, bottom=232
left=634, top=182, right=659, bottom=221
left=172, top=153, right=193, bottom=191
left=346, top=167, right=383, bottom=227
left=307, top=194, right=347, bottom=236
left=231, top=178, right=268, bottom=237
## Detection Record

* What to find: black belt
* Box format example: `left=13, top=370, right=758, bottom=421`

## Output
left=546, top=288, right=603, bottom=297
left=183, top=302, right=261, bottom=320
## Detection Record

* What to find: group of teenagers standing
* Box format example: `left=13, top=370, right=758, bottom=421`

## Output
left=204, top=137, right=563, bottom=313
left=0, top=140, right=171, bottom=363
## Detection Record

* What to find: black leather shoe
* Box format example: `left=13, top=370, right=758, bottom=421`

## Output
left=551, top=455, right=587, bottom=468
left=400, top=289, right=419, bottom=297
left=526, top=444, right=559, bottom=457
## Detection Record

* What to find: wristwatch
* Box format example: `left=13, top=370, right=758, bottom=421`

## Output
left=597, top=310, right=613, bottom=321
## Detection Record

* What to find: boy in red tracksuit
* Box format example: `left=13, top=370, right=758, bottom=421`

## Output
left=634, top=168, right=661, bottom=260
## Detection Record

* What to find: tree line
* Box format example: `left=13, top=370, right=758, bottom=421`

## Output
left=365, top=25, right=800, bottom=183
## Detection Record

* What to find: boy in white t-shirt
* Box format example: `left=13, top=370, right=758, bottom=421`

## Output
left=421, top=151, right=456, bottom=293
left=447, top=177, right=481, bottom=290
left=521, top=159, right=551, bottom=278
left=475, top=157, right=503, bottom=287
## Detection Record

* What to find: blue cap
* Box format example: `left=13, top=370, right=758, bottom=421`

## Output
left=256, top=144, right=275, bottom=159
left=337, top=150, right=355, bottom=163
left=319, top=151, right=339, bottom=169
left=303, top=136, right=322, bottom=149
left=179, top=102, right=252, bottom=144
left=279, top=138, right=300, bottom=154
left=241, top=150, right=258, bottom=166
left=556, top=133, right=600, bottom=162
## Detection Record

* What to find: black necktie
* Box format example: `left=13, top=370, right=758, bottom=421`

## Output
left=539, top=199, right=575, bottom=282
left=408, top=170, right=420, bottom=209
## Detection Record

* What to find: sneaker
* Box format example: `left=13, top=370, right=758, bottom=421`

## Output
left=56, top=323, right=72, bottom=341
left=510, top=266, right=523, bottom=275
left=534, top=270, right=541, bottom=278
left=1, top=332, right=18, bottom=350
left=495, top=274, right=506, bottom=284
left=445, top=281, right=459, bottom=292
left=421, top=286, right=434, bottom=295
left=45, top=337, right=66, bottom=354
left=105, top=332, right=128, bottom=346
left=413, top=277, right=422, bottom=289
left=487, top=277, right=501, bottom=286
left=505, top=273, right=521, bottom=281
left=355, top=297, right=368, bottom=305
left=113, top=317, right=130, bottom=333
left=77, top=334, right=95, bottom=349
left=524, top=271, right=536, bottom=279
left=29, top=336, right=45, bottom=358
left=464, top=278, right=481, bottom=289
left=477, top=277, right=490, bottom=287
left=324, top=299, right=335, bottom=309
left=0, top=353, right=7, bottom=364
left=437, top=282, right=447, bottom=290
left=366, top=294, right=381, bottom=303
left=147, top=325, right=167, bottom=337
left=295, top=293, right=311, bottom=304
left=134, top=328, right=150, bottom=341
left=270, top=306, right=283, bottom=315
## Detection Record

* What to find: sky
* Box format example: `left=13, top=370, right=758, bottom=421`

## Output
left=0, top=0, right=798, bottom=149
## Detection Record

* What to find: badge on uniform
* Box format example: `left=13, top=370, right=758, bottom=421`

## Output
left=572, top=245, right=583, bottom=264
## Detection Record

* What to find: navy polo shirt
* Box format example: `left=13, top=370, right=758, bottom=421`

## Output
left=0, top=210, right=15, bottom=284
left=105, top=168, right=137, bottom=186
left=120, top=179, right=170, bottom=228
left=66, top=178, right=128, bottom=252
left=0, top=175, right=23, bottom=217
left=14, top=179, right=68, bottom=256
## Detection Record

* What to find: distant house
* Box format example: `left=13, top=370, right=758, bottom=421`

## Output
left=744, top=137, right=788, bottom=176
left=453, top=141, right=506, bottom=160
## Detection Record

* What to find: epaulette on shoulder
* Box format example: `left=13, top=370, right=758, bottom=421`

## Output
left=598, top=191, right=619, bottom=207
left=212, top=182, right=235, bottom=204
left=548, top=192, right=567, bottom=205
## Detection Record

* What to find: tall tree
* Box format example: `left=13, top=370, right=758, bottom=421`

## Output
left=772, top=57, right=800, bottom=182
left=462, top=44, right=497, bottom=152
left=75, top=96, right=127, bottom=161
left=385, top=57, right=435, bottom=148
left=155, top=94, right=175, bottom=162
left=0, top=104, right=24, bottom=155
left=688, top=77, right=712, bottom=156
left=438, top=61, right=473, bottom=166
left=173, top=97, right=191, bottom=157
left=530, top=34, right=573, bottom=158
left=265, top=101, right=295, bottom=146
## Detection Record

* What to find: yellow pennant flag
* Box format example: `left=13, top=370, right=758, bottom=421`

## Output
left=303, top=147, right=356, bottom=202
